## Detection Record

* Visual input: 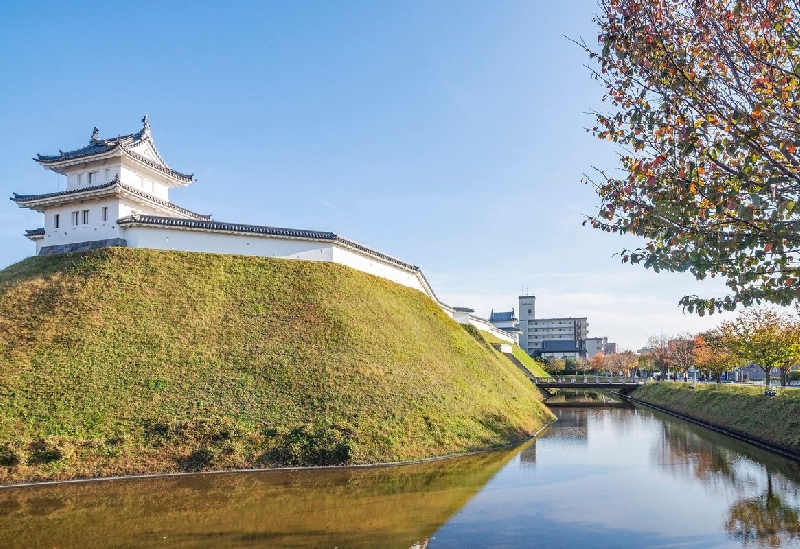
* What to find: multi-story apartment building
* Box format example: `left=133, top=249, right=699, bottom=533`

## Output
left=517, top=295, right=589, bottom=359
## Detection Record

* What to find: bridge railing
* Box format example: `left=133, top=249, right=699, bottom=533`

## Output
left=533, top=375, right=646, bottom=385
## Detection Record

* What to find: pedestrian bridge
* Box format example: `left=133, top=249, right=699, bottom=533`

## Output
left=533, top=376, right=645, bottom=395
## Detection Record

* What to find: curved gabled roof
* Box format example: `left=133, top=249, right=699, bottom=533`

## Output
left=11, top=176, right=211, bottom=221
left=34, top=116, right=194, bottom=184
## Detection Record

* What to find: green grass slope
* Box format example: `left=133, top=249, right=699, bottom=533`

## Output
left=0, top=248, right=553, bottom=483
left=633, top=382, right=800, bottom=450
left=478, top=330, right=549, bottom=378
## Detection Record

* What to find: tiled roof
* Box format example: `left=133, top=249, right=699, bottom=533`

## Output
left=453, top=306, right=475, bottom=313
left=489, top=311, right=517, bottom=322
left=12, top=180, right=118, bottom=202
left=541, top=340, right=580, bottom=352
left=11, top=177, right=210, bottom=221
left=25, top=228, right=45, bottom=237
left=116, top=215, right=420, bottom=272
left=34, top=117, right=193, bottom=183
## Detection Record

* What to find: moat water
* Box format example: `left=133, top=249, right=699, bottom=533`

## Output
left=2, top=401, right=800, bottom=548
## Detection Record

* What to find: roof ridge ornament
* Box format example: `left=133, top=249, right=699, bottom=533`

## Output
left=90, top=127, right=100, bottom=144
left=141, top=114, right=151, bottom=138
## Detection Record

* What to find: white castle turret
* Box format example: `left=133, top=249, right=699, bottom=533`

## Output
left=10, top=118, right=518, bottom=343
left=12, top=116, right=206, bottom=255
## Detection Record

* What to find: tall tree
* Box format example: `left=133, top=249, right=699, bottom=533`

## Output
left=718, top=307, right=800, bottom=385
left=590, top=353, right=608, bottom=374
left=545, top=357, right=567, bottom=375
left=668, top=336, right=697, bottom=378
left=606, top=350, right=639, bottom=376
left=693, top=331, right=737, bottom=382
left=583, top=0, right=800, bottom=314
left=646, top=334, right=673, bottom=376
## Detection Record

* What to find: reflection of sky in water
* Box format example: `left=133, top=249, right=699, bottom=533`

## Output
left=429, top=408, right=800, bottom=549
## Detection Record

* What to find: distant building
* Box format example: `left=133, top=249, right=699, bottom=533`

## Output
left=585, top=337, right=607, bottom=359
left=538, top=339, right=585, bottom=359
left=516, top=295, right=589, bottom=357
left=513, top=295, right=618, bottom=359
left=488, top=309, right=521, bottom=340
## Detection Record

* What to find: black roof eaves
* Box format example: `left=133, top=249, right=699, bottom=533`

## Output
left=34, top=132, right=138, bottom=164
left=11, top=180, right=210, bottom=220
left=11, top=180, right=118, bottom=202
left=117, top=215, right=338, bottom=240
left=33, top=128, right=193, bottom=183
left=333, top=236, right=418, bottom=272
left=122, top=147, right=193, bottom=182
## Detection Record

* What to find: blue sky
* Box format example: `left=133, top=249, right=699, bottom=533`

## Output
left=0, top=1, right=733, bottom=350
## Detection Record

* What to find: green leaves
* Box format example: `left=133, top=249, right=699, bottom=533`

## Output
left=584, top=0, right=800, bottom=313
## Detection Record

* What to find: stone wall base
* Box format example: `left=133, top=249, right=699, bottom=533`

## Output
left=38, top=239, right=128, bottom=256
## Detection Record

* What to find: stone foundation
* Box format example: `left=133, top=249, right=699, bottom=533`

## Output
left=38, top=238, right=128, bottom=256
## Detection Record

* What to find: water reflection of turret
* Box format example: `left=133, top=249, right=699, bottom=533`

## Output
left=519, top=438, right=537, bottom=467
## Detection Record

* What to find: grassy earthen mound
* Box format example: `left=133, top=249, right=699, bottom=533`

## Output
left=0, top=248, right=552, bottom=483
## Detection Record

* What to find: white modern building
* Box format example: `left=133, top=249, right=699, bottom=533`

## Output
left=585, top=337, right=611, bottom=359
left=516, top=294, right=605, bottom=359
left=11, top=118, right=517, bottom=343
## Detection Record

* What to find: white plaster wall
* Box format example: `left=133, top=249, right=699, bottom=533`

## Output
left=121, top=228, right=436, bottom=298
left=39, top=199, right=123, bottom=246
left=123, top=226, right=336, bottom=261
left=452, top=310, right=472, bottom=323
left=468, top=316, right=516, bottom=344
left=64, top=161, right=121, bottom=190
left=119, top=166, right=168, bottom=199
left=121, top=155, right=174, bottom=199
left=117, top=199, right=167, bottom=219
left=331, top=245, right=428, bottom=294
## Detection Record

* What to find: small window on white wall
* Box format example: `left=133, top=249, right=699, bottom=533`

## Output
left=77, top=174, right=83, bottom=187
left=72, top=211, right=79, bottom=225
left=104, top=168, right=111, bottom=182
left=54, top=214, right=60, bottom=229
left=82, top=210, right=89, bottom=224
left=88, top=172, right=96, bottom=185
left=102, top=207, right=108, bottom=222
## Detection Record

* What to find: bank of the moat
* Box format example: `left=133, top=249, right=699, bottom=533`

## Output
left=629, top=382, right=800, bottom=458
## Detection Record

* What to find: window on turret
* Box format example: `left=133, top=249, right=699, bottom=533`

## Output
left=54, top=214, right=60, bottom=229
left=88, top=172, right=95, bottom=185
left=102, top=207, right=108, bottom=222
left=72, top=211, right=79, bottom=225
left=82, top=210, right=89, bottom=224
